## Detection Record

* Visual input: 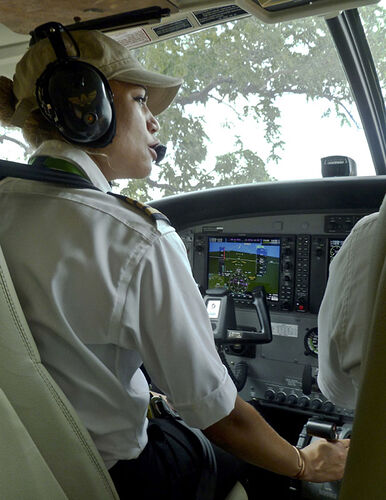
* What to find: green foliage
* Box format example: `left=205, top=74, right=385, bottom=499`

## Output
left=361, top=4, right=386, bottom=98
left=120, top=178, right=152, bottom=200
left=128, top=8, right=386, bottom=201
left=214, top=148, right=274, bottom=186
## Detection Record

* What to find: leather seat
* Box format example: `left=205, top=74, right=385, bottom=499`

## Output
left=0, top=240, right=247, bottom=499
left=0, top=387, right=68, bottom=499
left=0, top=244, right=119, bottom=499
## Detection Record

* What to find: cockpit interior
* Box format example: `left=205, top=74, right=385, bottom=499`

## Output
left=0, top=1, right=385, bottom=499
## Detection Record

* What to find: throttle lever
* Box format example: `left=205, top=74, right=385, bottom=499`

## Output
left=306, top=420, right=338, bottom=441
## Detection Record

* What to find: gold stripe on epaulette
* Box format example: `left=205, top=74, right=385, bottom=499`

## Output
left=119, top=195, right=170, bottom=225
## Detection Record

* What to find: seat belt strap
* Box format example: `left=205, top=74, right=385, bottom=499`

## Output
left=0, top=159, right=170, bottom=225
left=0, top=158, right=96, bottom=189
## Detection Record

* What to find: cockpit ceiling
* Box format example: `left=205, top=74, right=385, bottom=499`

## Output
left=0, top=1, right=173, bottom=35
left=0, top=0, right=378, bottom=35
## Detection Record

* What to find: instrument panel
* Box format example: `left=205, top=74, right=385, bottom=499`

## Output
left=178, top=211, right=369, bottom=422
left=187, top=213, right=363, bottom=314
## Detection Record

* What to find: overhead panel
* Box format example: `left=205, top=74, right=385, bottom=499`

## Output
left=111, top=5, right=249, bottom=49
left=172, top=0, right=378, bottom=22
left=236, top=0, right=378, bottom=22
left=0, top=0, right=379, bottom=35
left=0, top=0, right=379, bottom=77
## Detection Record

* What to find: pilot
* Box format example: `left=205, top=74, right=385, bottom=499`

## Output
left=0, top=26, right=349, bottom=499
left=317, top=210, right=381, bottom=409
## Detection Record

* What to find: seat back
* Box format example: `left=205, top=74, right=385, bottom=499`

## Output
left=0, top=244, right=119, bottom=499
left=225, top=481, right=248, bottom=500
left=0, top=388, right=68, bottom=499
left=339, top=194, right=386, bottom=500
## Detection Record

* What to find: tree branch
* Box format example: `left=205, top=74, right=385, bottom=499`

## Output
left=146, top=177, right=175, bottom=195
left=334, top=100, right=361, bottom=129
left=0, top=134, right=29, bottom=153
left=174, top=77, right=233, bottom=106
left=209, top=95, right=242, bottom=116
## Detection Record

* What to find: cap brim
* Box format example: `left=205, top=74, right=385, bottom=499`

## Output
left=111, top=68, right=183, bottom=115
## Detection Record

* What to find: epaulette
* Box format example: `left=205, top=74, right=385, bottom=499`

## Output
left=109, top=192, right=171, bottom=225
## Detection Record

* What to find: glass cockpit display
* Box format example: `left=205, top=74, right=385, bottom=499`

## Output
left=208, top=236, right=280, bottom=301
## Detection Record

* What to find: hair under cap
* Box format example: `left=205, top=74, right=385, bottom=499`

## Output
left=11, top=29, right=183, bottom=126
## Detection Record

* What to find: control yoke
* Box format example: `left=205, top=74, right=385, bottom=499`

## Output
left=204, top=286, right=272, bottom=345
left=204, top=287, right=272, bottom=392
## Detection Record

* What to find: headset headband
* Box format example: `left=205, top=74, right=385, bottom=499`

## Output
left=30, top=22, right=78, bottom=55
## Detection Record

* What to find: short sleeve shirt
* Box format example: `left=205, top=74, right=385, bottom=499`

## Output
left=0, top=140, right=237, bottom=468
left=317, top=212, right=379, bottom=409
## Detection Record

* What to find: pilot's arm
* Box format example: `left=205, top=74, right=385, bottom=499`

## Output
left=203, top=394, right=349, bottom=483
left=119, top=222, right=349, bottom=483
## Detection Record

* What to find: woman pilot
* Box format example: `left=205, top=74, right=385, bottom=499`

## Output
left=0, top=23, right=349, bottom=500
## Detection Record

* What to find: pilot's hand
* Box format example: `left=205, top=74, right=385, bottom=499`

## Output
left=300, top=438, right=350, bottom=482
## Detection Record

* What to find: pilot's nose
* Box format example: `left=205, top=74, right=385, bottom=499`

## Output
left=147, top=113, right=160, bottom=134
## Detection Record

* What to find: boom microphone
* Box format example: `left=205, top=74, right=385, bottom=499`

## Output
left=154, top=144, right=167, bottom=164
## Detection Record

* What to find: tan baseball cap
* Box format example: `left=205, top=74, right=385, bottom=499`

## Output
left=11, top=29, right=183, bottom=126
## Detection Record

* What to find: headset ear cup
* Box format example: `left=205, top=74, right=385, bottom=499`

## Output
left=35, top=59, right=116, bottom=148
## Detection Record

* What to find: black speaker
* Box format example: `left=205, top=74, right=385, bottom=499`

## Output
left=321, top=155, right=357, bottom=177
left=32, top=22, right=116, bottom=148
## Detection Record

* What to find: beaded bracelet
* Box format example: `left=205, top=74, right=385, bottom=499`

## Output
left=292, top=446, right=306, bottom=480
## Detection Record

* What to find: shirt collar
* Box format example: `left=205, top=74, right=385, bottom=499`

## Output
left=29, top=140, right=112, bottom=193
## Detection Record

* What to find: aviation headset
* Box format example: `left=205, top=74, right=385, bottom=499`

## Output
left=32, top=22, right=116, bottom=148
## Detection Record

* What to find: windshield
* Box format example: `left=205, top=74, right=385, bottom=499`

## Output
left=122, top=2, right=384, bottom=201
left=362, top=1, right=386, bottom=103
left=0, top=3, right=384, bottom=201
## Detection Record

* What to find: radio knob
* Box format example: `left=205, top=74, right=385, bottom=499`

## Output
left=276, top=391, right=287, bottom=403
left=264, top=389, right=275, bottom=401
left=321, top=401, right=335, bottom=413
left=311, top=398, right=323, bottom=409
left=298, top=396, right=310, bottom=408
left=287, top=394, right=298, bottom=405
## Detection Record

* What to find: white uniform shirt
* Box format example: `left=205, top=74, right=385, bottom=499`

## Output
left=317, top=212, right=379, bottom=409
left=0, top=140, right=237, bottom=468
